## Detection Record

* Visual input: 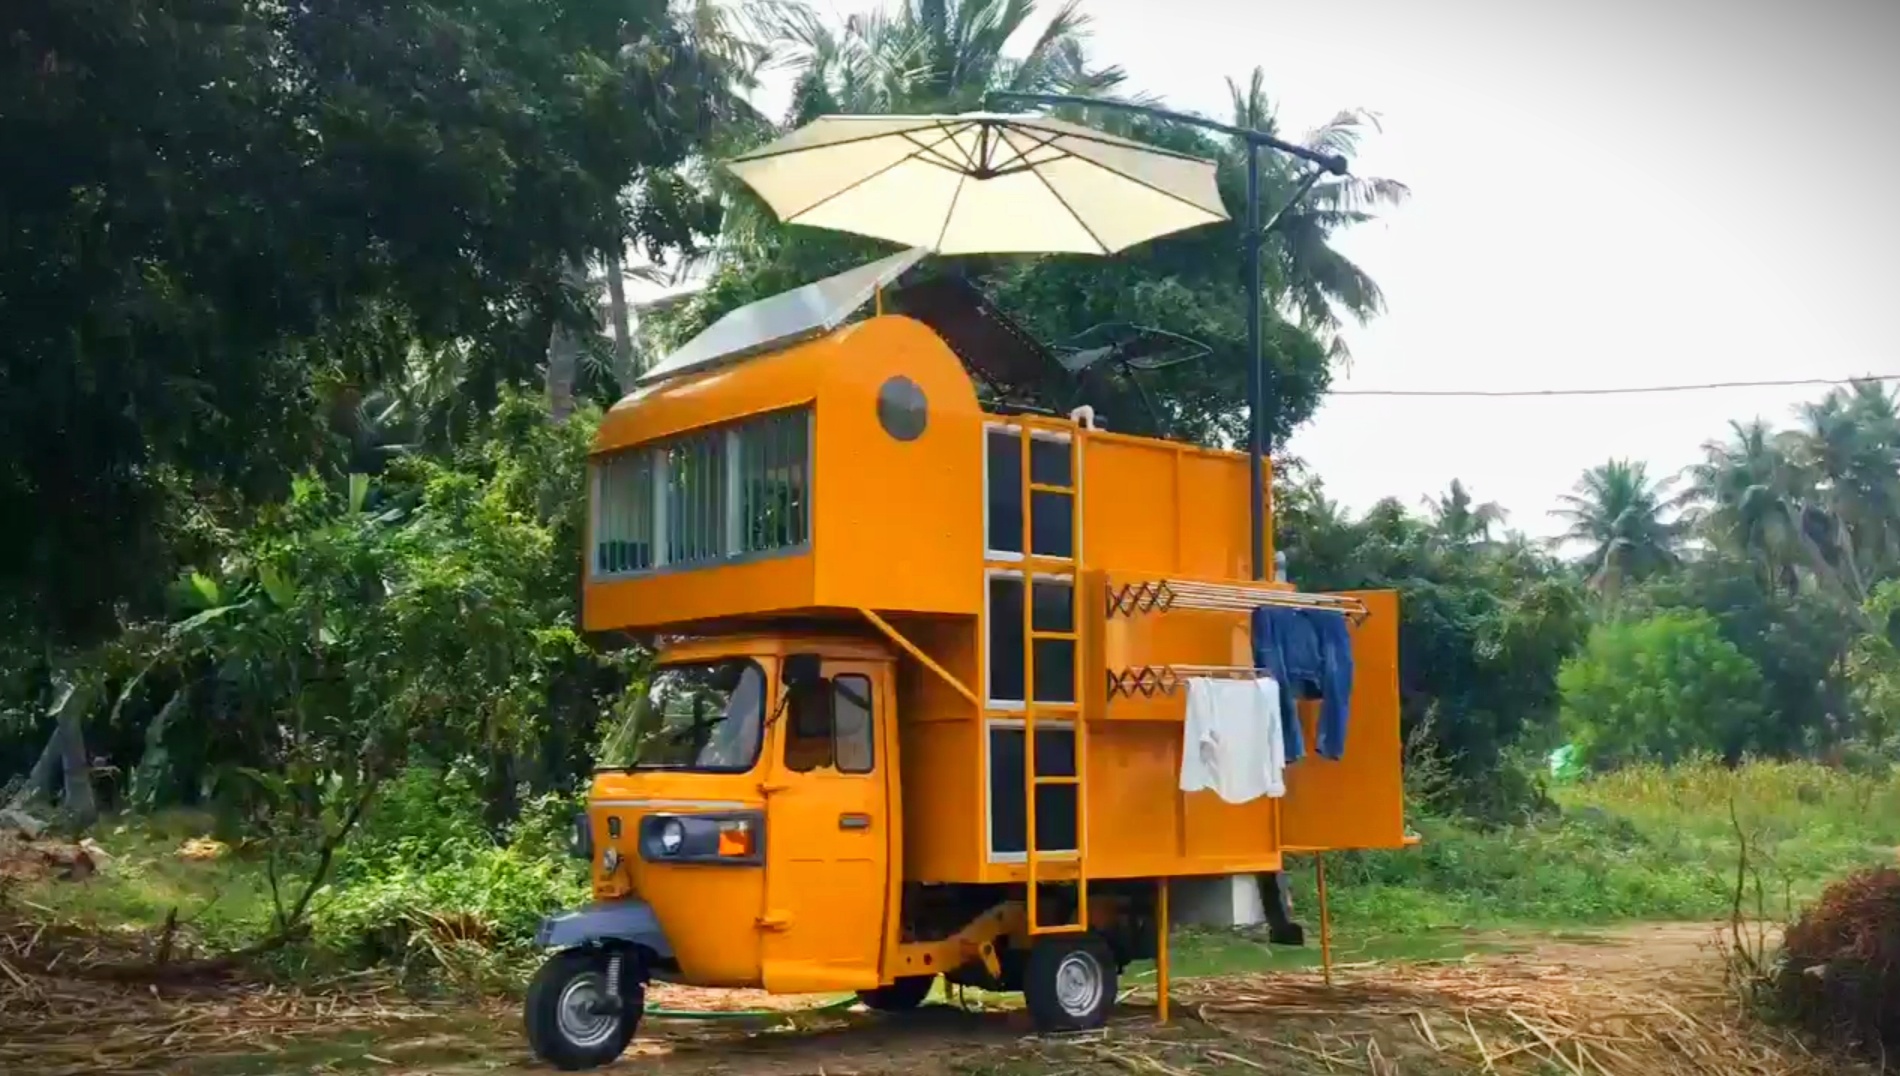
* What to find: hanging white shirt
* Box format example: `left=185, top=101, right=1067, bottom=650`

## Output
left=1179, top=677, right=1286, bottom=803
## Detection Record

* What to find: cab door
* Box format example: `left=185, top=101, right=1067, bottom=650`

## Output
left=759, top=661, right=891, bottom=992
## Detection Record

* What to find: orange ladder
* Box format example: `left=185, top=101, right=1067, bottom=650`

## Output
left=1017, top=422, right=1088, bottom=935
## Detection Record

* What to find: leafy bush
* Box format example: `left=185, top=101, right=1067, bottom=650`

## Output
left=311, top=764, right=588, bottom=988
left=1559, top=612, right=1768, bottom=768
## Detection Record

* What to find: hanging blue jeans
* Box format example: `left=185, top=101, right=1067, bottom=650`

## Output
left=1250, top=606, right=1355, bottom=761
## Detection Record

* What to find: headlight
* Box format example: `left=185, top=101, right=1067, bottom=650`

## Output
left=658, top=818, right=686, bottom=856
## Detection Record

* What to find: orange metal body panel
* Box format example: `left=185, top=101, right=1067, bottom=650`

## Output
left=585, top=316, right=985, bottom=635
left=1080, top=431, right=1272, bottom=580
left=588, top=768, right=766, bottom=987
left=1280, top=589, right=1408, bottom=850
left=887, top=615, right=985, bottom=882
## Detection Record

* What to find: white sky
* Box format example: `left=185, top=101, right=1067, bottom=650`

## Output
left=635, top=0, right=1900, bottom=538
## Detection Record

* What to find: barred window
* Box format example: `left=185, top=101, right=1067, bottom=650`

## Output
left=593, top=407, right=812, bottom=577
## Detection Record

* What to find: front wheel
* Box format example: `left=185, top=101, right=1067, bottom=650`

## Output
left=524, top=949, right=643, bottom=1071
left=1023, top=935, right=1118, bottom=1032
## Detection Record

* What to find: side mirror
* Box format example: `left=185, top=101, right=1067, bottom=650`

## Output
left=782, top=653, right=823, bottom=689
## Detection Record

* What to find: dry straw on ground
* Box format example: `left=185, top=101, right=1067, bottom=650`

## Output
left=0, top=892, right=1875, bottom=1076
left=1024, top=957, right=1862, bottom=1076
left=0, top=902, right=450, bottom=1076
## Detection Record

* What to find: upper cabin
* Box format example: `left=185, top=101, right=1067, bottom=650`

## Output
left=586, top=246, right=1273, bottom=641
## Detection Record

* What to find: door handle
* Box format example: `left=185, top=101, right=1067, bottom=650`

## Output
left=839, top=813, right=872, bottom=831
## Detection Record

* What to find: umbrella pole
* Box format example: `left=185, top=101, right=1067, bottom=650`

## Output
left=1245, top=144, right=1265, bottom=581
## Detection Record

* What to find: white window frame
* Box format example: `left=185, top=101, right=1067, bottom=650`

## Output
left=983, top=569, right=1078, bottom=711
left=984, top=716, right=1081, bottom=863
left=981, top=422, right=1076, bottom=564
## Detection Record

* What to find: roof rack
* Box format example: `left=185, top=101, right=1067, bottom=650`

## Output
left=1105, top=579, right=1368, bottom=625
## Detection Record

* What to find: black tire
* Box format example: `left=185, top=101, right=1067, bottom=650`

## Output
left=524, top=949, right=643, bottom=1071
left=1023, top=934, right=1118, bottom=1032
left=857, top=974, right=937, bottom=1012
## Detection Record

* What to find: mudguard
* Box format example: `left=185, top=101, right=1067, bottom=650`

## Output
left=534, top=901, right=674, bottom=958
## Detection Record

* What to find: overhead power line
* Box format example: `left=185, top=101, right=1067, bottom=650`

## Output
left=1329, top=374, right=1900, bottom=399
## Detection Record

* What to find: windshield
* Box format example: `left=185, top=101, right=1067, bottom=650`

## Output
left=601, top=659, right=767, bottom=772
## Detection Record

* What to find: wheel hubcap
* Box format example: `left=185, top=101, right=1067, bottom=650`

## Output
left=1053, top=952, right=1104, bottom=1016
left=556, top=971, right=623, bottom=1048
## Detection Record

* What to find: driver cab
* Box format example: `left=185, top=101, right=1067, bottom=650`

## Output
left=583, top=636, right=899, bottom=994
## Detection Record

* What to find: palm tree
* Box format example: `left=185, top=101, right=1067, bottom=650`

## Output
left=1423, top=479, right=1508, bottom=549
left=1551, top=459, right=1688, bottom=592
left=1220, top=69, right=1410, bottom=358
left=1786, top=382, right=1900, bottom=590
left=775, top=0, right=1126, bottom=119
left=1683, top=419, right=1806, bottom=592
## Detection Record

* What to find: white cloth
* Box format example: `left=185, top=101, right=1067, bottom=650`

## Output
left=1179, top=677, right=1286, bottom=803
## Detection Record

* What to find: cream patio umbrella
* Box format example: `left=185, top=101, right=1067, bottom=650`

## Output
left=723, top=112, right=1228, bottom=255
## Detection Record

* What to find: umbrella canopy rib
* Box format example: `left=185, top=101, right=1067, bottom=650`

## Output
left=774, top=126, right=967, bottom=222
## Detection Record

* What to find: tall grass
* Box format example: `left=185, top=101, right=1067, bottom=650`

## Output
left=1290, top=759, right=1900, bottom=934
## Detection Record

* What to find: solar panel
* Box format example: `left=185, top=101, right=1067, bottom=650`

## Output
left=637, top=246, right=929, bottom=386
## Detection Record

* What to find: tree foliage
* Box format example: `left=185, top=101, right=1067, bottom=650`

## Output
left=85, top=396, right=620, bottom=829
left=1557, top=612, right=1767, bottom=770
left=1, top=0, right=751, bottom=648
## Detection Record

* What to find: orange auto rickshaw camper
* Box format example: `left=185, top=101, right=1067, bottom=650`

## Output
left=523, top=249, right=1410, bottom=1070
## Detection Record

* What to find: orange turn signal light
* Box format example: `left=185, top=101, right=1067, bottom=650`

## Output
left=717, top=819, right=755, bottom=857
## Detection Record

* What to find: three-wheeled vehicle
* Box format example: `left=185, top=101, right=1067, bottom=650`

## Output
left=519, top=245, right=1411, bottom=1069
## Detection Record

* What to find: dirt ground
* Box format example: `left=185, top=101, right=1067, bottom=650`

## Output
left=0, top=916, right=1849, bottom=1076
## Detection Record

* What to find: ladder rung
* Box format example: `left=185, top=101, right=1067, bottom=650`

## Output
left=1030, top=630, right=1078, bottom=641
left=1027, top=922, right=1089, bottom=936
left=1029, top=483, right=1074, bottom=495
left=1021, top=702, right=1080, bottom=713
left=1032, top=775, right=1080, bottom=786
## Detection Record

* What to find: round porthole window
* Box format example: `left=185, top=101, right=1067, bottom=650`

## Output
left=877, top=376, right=928, bottom=442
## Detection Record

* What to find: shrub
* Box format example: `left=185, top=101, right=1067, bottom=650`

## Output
left=1775, top=866, right=1900, bottom=1058
left=1559, top=612, right=1767, bottom=768
left=309, top=763, right=589, bottom=988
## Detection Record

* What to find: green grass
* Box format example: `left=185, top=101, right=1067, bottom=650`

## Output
left=1265, top=758, right=1900, bottom=940
left=12, top=810, right=280, bottom=948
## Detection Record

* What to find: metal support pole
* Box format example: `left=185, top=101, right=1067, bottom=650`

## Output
left=1156, top=877, right=1171, bottom=1023
left=1244, top=144, right=1265, bottom=580
left=1317, top=853, right=1334, bottom=987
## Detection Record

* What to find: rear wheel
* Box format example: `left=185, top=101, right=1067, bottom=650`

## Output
left=524, top=949, right=643, bottom=1071
left=857, top=974, right=937, bottom=1012
left=1023, top=935, right=1117, bottom=1032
